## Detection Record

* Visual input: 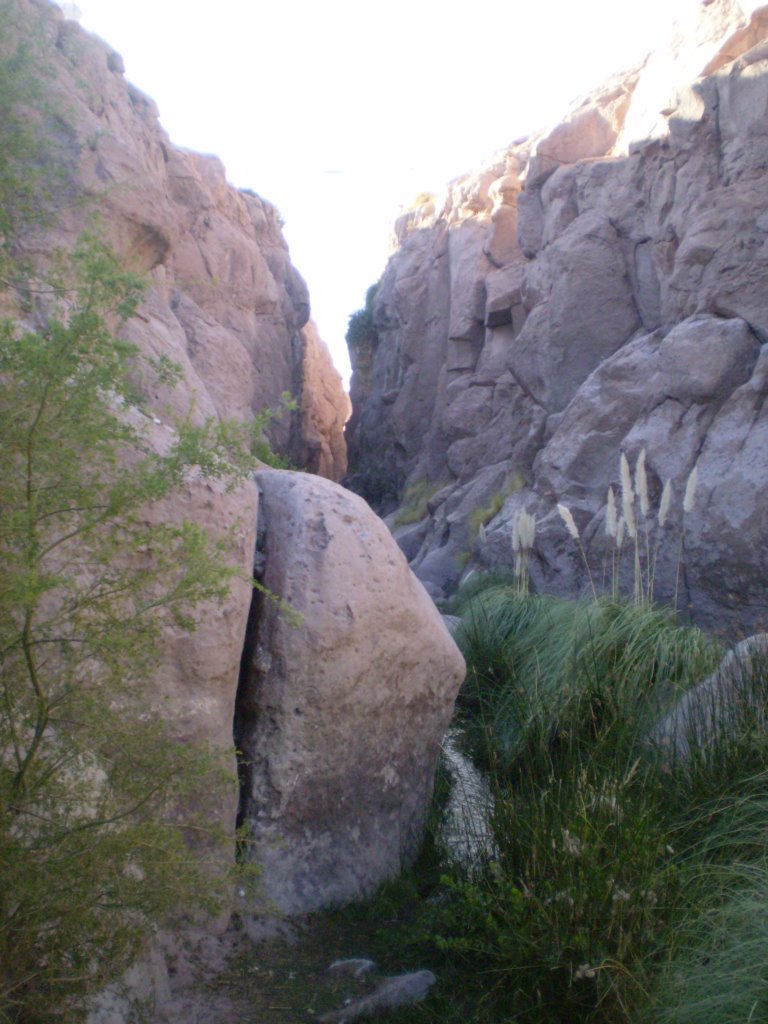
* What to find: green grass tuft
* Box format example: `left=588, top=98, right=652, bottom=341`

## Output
left=393, top=479, right=444, bottom=528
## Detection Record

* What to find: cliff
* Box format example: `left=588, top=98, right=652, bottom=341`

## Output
left=346, top=0, right=768, bottom=634
left=2, top=0, right=465, bottom=990
left=22, top=0, right=348, bottom=479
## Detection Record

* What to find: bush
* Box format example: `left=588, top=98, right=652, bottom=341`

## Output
left=402, top=579, right=768, bottom=1023
left=0, top=233, right=264, bottom=1021
left=393, top=479, right=443, bottom=528
left=346, top=281, right=379, bottom=353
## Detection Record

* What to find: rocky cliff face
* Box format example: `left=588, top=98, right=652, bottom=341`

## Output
left=26, top=0, right=348, bottom=479
left=11, top=0, right=465, bottom=942
left=13, top=0, right=352, bottom=891
left=347, top=0, right=768, bottom=634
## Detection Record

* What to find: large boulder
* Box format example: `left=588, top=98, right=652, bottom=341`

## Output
left=651, top=634, right=768, bottom=758
left=235, top=471, right=466, bottom=914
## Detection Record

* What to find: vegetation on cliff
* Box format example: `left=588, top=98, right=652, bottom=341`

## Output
left=0, top=6, right=269, bottom=1019
left=345, top=282, right=379, bottom=356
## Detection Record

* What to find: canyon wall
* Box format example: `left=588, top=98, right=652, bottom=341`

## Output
left=10, top=0, right=464, bottom=937
left=24, top=0, right=348, bottom=479
left=13, top=0, right=350, bottom=873
left=346, top=0, right=768, bottom=634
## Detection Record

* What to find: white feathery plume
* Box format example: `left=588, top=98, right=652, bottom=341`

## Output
left=605, top=487, right=617, bottom=538
left=558, top=503, right=580, bottom=540
left=625, top=504, right=637, bottom=539
left=616, top=516, right=626, bottom=550
left=658, top=480, right=672, bottom=527
left=636, top=449, right=649, bottom=517
left=620, top=453, right=633, bottom=504
left=513, top=511, right=536, bottom=554
left=620, top=452, right=636, bottom=538
left=518, top=510, right=536, bottom=550
left=683, top=463, right=698, bottom=514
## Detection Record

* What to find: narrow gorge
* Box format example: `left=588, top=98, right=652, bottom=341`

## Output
left=1, top=3, right=465, bottom=1017
left=346, top=0, right=768, bottom=635
left=5, top=0, right=768, bottom=1021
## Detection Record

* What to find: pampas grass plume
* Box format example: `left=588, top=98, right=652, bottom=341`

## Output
left=658, top=480, right=672, bottom=527
left=519, top=510, right=536, bottom=550
left=558, top=503, right=580, bottom=540
left=620, top=453, right=633, bottom=503
left=512, top=509, right=536, bottom=552
left=617, top=516, right=626, bottom=549
left=683, top=463, right=699, bottom=514
left=620, top=453, right=636, bottom=537
left=606, top=487, right=617, bottom=538
left=636, top=449, right=649, bottom=517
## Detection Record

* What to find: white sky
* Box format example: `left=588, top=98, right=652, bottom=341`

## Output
left=65, top=0, right=700, bottom=385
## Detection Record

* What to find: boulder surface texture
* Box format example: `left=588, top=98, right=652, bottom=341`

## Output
left=236, top=470, right=466, bottom=915
left=345, top=0, right=768, bottom=633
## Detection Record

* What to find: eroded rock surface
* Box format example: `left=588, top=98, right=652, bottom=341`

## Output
left=235, top=470, right=466, bottom=915
left=23, top=0, right=348, bottom=466
left=652, top=634, right=768, bottom=757
left=346, top=0, right=768, bottom=632
left=14, top=0, right=351, bottom=870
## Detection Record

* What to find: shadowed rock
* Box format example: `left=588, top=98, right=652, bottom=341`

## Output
left=651, top=634, right=768, bottom=759
left=345, top=0, right=768, bottom=633
left=318, top=970, right=437, bottom=1023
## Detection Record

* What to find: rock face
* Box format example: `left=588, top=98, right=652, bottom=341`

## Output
left=24, top=0, right=348, bottom=472
left=298, top=321, right=351, bottom=482
left=11, top=0, right=351, bottom=868
left=235, top=470, right=466, bottom=915
left=346, top=0, right=768, bottom=634
left=652, top=634, right=768, bottom=758
left=10, top=8, right=464, bottom=1017
left=13, top=1, right=465, bottom=928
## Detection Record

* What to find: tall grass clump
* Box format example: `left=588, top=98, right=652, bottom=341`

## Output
left=413, top=573, right=768, bottom=1024
left=557, top=450, right=699, bottom=609
left=454, top=584, right=718, bottom=773
left=650, top=861, right=768, bottom=1024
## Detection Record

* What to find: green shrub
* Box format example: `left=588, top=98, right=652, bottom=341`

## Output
left=409, top=581, right=768, bottom=1023
left=650, top=862, right=768, bottom=1024
left=467, top=473, right=524, bottom=542
left=0, top=13, right=269, bottom=1015
left=346, top=281, right=380, bottom=353
left=393, top=479, right=443, bottom=528
left=454, top=586, right=718, bottom=772
left=0, top=234, right=264, bottom=1021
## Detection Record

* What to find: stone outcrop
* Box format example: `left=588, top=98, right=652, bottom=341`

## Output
left=23, top=0, right=348, bottom=468
left=652, top=633, right=768, bottom=758
left=346, top=0, right=768, bottom=633
left=298, top=321, right=351, bottom=482
left=235, top=470, right=466, bottom=915
left=12, top=0, right=462, bottom=939
left=10, top=0, right=352, bottom=872
left=318, top=970, right=437, bottom=1023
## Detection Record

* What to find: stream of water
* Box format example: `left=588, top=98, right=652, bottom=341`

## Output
left=440, top=728, right=496, bottom=867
